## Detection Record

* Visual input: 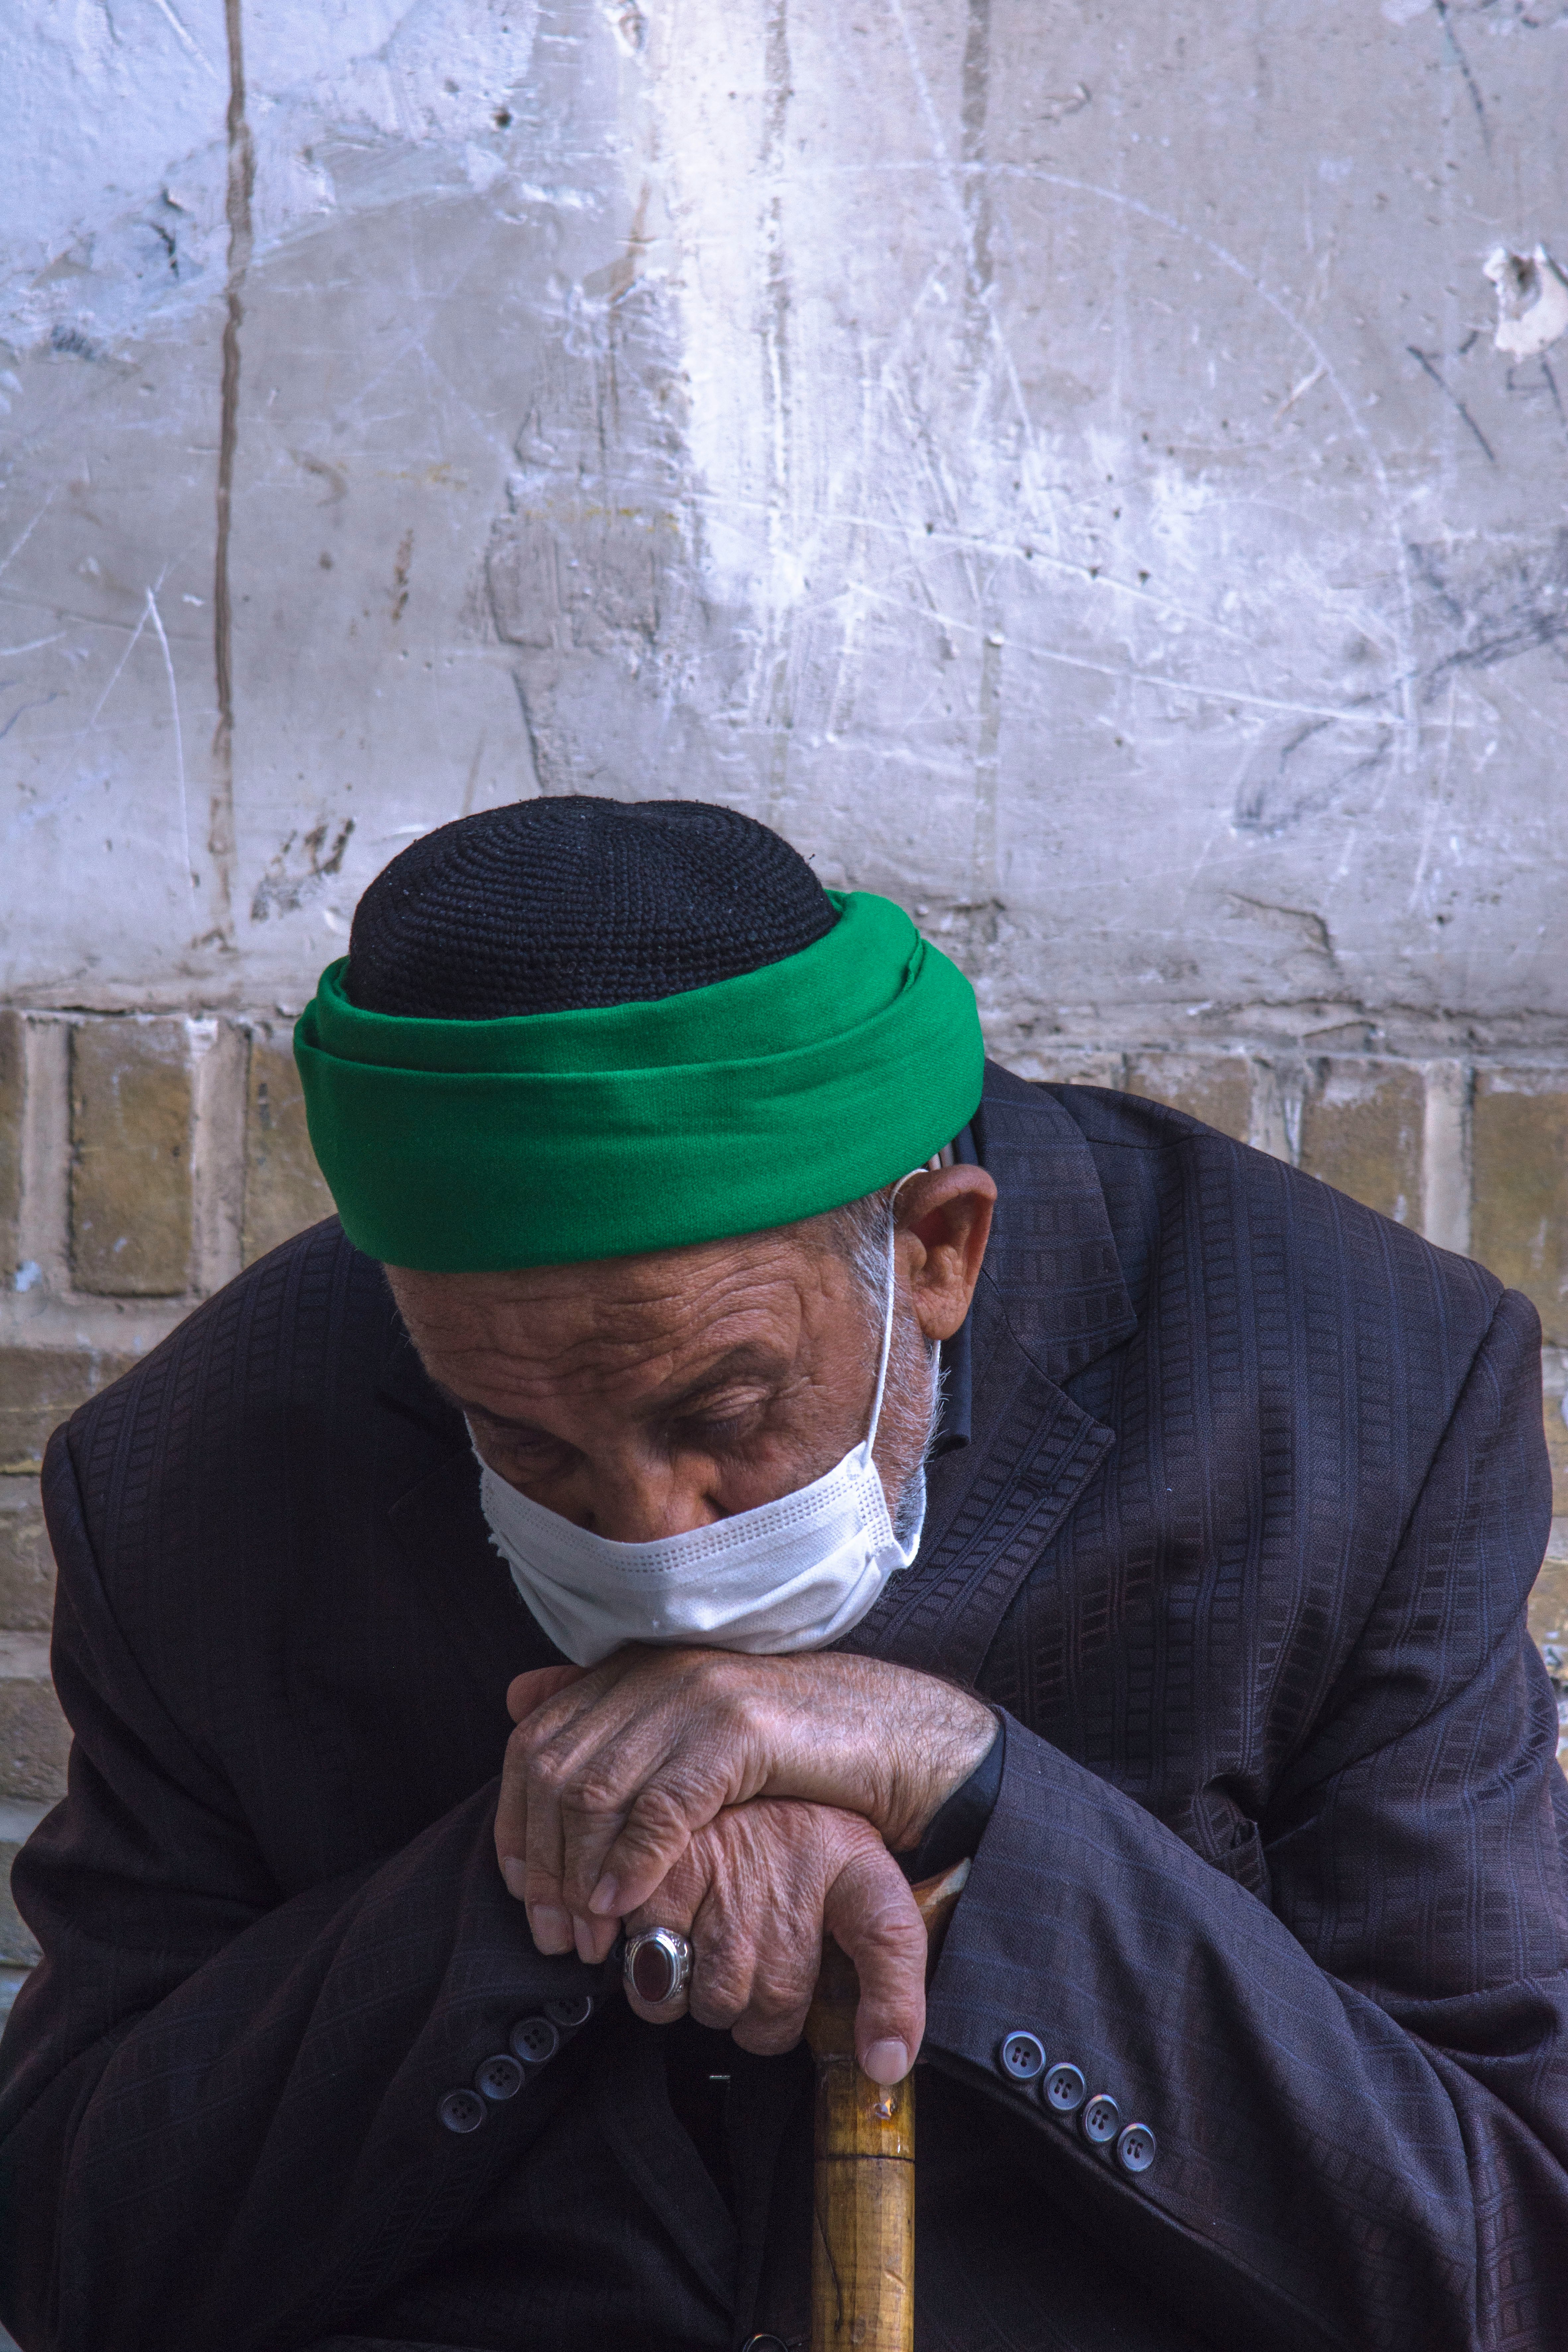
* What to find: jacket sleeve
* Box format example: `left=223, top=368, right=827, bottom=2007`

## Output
left=0, top=1428, right=611, bottom=2352
left=923, top=1284, right=1568, bottom=2352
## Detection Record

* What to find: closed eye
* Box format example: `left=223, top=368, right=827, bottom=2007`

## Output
left=666, top=1384, right=783, bottom=1451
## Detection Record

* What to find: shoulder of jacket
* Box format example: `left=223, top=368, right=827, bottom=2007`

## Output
left=985, top=1058, right=1505, bottom=1344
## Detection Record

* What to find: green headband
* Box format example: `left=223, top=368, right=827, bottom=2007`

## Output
left=293, top=890, right=984, bottom=1271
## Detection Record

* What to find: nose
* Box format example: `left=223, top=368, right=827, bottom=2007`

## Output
left=573, top=1453, right=722, bottom=1543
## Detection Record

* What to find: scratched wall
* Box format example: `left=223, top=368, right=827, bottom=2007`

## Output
left=1, top=0, right=1565, bottom=1054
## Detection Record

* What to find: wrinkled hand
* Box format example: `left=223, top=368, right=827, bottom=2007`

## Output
left=620, top=1797, right=929, bottom=2083
left=495, top=1646, right=996, bottom=1961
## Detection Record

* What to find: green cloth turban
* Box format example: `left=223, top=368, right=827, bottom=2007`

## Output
left=293, top=890, right=984, bottom=1272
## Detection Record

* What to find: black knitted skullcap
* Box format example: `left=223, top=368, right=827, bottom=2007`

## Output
left=345, top=795, right=838, bottom=1019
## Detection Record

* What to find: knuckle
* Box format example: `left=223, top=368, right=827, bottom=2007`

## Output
left=749, top=1961, right=814, bottom=2023
left=625, top=1781, right=699, bottom=1845
left=862, top=1899, right=925, bottom=1951
left=510, top=1711, right=558, bottom=1764
left=862, top=1918, right=926, bottom=1978
left=560, top=1771, right=624, bottom=1824
left=690, top=1983, right=745, bottom=2031
left=526, top=1749, right=572, bottom=1802
left=689, top=1942, right=749, bottom=2028
left=625, top=1778, right=686, bottom=1835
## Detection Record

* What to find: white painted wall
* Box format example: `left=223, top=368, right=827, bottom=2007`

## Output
left=2, top=0, right=1565, bottom=1065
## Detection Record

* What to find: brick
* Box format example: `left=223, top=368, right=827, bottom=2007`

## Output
left=1299, top=1059, right=1423, bottom=1227
left=0, top=1799, right=46, bottom=1967
left=1, top=1866, right=42, bottom=1966
left=70, top=1021, right=193, bottom=1295
left=0, top=1480, right=52, bottom=1631
left=1546, top=1395, right=1568, bottom=1518
left=0, top=1346, right=137, bottom=1475
left=1125, top=1054, right=1251, bottom=1142
left=1530, top=1535, right=1568, bottom=1652
left=0, top=1863, right=42, bottom=1967
left=1006, top=1049, right=1126, bottom=1089
left=0, top=1634, right=68, bottom=1804
left=1472, top=1070, right=1568, bottom=1346
left=0, top=1011, right=21, bottom=1283
left=243, top=1035, right=334, bottom=1265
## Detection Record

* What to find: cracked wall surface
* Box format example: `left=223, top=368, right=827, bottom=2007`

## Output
left=0, top=0, right=1563, bottom=1055
left=2, top=2, right=1567, bottom=1983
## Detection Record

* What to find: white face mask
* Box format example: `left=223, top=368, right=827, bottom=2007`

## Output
left=475, top=1233, right=927, bottom=1667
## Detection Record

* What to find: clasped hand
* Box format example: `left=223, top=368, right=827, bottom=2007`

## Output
left=494, top=1646, right=996, bottom=2082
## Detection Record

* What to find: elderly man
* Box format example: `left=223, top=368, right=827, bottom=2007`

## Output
left=1, top=795, right=1564, bottom=2352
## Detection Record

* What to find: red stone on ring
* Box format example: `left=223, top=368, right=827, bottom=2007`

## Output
left=629, top=1934, right=682, bottom=2004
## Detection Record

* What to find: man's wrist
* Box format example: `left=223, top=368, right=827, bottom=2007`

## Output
left=889, top=1694, right=1000, bottom=1852
left=899, top=1710, right=1005, bottom=1881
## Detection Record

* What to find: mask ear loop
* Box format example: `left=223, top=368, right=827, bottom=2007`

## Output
left=864, top=1166, right=929, bottom=1452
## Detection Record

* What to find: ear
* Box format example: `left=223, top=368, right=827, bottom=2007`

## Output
left=894, top=1165, right=996, bottom=1343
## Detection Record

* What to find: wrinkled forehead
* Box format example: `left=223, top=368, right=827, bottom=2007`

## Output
left=385, top=1223, right=864, bottom=1394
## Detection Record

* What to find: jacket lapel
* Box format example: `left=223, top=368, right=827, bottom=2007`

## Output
left=840, top=1065, right=1135, bottom=1686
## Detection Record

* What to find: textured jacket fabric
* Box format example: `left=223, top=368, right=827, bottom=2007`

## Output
left=0, top=1067, right=1563, bottom=2352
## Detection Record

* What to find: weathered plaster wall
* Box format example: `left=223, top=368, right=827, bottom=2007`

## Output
left=2, top=0, right=1565, bottom=1053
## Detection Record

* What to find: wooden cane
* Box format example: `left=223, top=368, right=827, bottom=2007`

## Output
left=803, top=1857, right=971, bottom=2352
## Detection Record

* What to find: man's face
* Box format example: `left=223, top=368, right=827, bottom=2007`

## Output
left=386, top=1167, right=994, bottom=1542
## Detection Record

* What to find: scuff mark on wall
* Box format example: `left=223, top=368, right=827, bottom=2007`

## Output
left=390, top=531, right=413, bottom=623
left=292, top=450, right=348, bottom=504
left=1410, top=532, right=1568, bottom=691
left=1406, top=345, right=1497, bottom=463
left=250, top=818, right=355, bottom=921
left=1431, top=0, right=1490, bottom=147
left=1232, top=721, right=1397, bottom=839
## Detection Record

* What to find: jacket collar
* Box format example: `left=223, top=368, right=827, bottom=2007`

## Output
left=966, top=1060, right=1137, bottom=1382
left=836, top=1064, right=1133, bottom=1684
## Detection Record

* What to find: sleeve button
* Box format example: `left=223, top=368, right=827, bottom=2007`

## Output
left=543, top=1992, right=595, bottom=2028
left=1079, top=2092, right=1120, bottom=2145
left=1043, top=2061, right=1086, bottom=2113
left=437, top=2087, right=487, bottom=2134
left=509, top=2015, right=562, bottom=2066
left=997, top=2030, right=1047, bottom=2082
left=1116, top=2121, right=1157, bottom=2174
left=474, top=2053, right=525, bottom=2102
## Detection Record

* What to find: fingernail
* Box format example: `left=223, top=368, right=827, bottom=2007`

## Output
left=863, top=2039, right=910, bottom=2085
left=529, top=1905, right=572, bottom=1954
left=501, top=1857, right=528, bottom=1902
left=588, top=1875, right=619, bottom=1917
left=573, top=1916, right=600, bottom=1964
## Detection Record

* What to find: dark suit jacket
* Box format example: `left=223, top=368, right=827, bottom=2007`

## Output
left=1, top=1068, right=1563, bottom=2352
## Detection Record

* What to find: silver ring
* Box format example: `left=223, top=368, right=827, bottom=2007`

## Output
left=623, top=1927, right=692, bottom=2008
